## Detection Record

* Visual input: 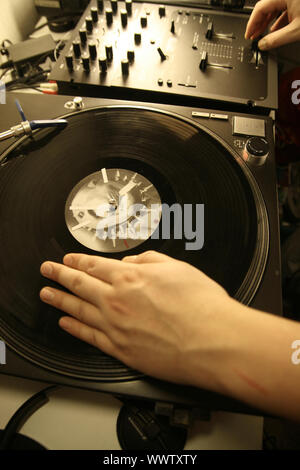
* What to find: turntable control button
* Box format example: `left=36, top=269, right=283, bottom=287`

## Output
left=121, top=59, right=129, bottom=75
left=105, top=44, right=113, bottom=61
left=82, top=54, right=90, bottom=72
left=111, top=0, right=118, bottom=13
left=243, top=137, right=269, bottom=166
left=134, top=32, right=142, bottom=44
left=158, top=78, right=163, bottom=86
left=85, top=16, right=93, bottom=32
left=127, top=50, right=135, bottom=62
left=106, top=8, right=113, bottom=25
left=121, top=9, right=128, bottom=27
left=210, top=113, right=228, bottom=120
left=99, top=57, right=107, bottom=73
left=91, top=7, right=99, bottom=22
left=73, top=97, right=83, bottom=108
left=79, top=28, right=87, bottom=44
left=65, top=54, right=74, bottom=70
left=73, top=40, right=81, bottom=58
left=125, top=0, right=132, bottom=15
left=97, top=0, right=104, bottom=12
left=206, top=22, right=213, bottom=40
left=159, top=5, right=166, bottom=17
left=89, top=42, right=97, bottom=60
left=141, top=15, right=147, bottom=27
left=167, top=79, right=172, bottom=87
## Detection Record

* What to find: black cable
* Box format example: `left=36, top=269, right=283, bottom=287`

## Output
left=31, top=13, right=82, bottom=33
left=0, top=385, right=59, bottom=450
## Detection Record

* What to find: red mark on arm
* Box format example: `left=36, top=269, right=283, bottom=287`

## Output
left=233, top=368, right=268, bottom=396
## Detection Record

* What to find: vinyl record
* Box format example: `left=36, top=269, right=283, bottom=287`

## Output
left=0, top=106, right=268, bottom=379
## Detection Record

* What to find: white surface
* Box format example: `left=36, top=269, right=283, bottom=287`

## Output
left=0, top=374, right=263, bottom=450
left=0, top=0, right=39, bottom=44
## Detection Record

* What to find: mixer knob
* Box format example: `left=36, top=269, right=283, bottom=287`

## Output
left=243, top=137, right=269, bottom=166
left=99, top=56, right=107, bottom=73
left=134, top=32, right=141, bottom=44
left=79, top=28, right=87, bottom=44
left=85, top=16, right=93, bottom=33
left=106, top=8, right=113, bottom=25
left=88, top=42, right=97, bottom=60
left=111, top=0, right=118, bottom=13
left=125, top=0, right=132, bottom=15
left=121, top=59, right=129, bottom=75
left=65, top=54, right=73, bottom=70
left=199, top=51, right=208, bottom=71
left=72, top=40, right=81, bottom=58
left=82, top=54, right=90, bottom=72
left=105, top=44, right=113, bottom=61
left=159, top=5, right=166, bottom=17
left=141, top=15, right=147, bottom=27
left=91, top=7, right=99, bottom=22
left=121, top=9, right=128, bottom=27
left=127, top=49, right=135, bottom=62
left=206, top=22, right=213, bottom=40
left=97, top=0, right=104, bottom=12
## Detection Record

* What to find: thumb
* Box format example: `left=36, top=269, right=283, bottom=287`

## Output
left=122, top=250, right=173, bottom=264
left=258, top=20, right=300, bottom=50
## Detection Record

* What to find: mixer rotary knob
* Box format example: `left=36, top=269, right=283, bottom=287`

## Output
left=111, top=0, right=118, bottom=13
left=99, top=56, right=107, bottom=73
left=97, top=0, right=104, bottom=12
left=65, top=54, right=73, bottom=70
left=105, top=44, right=113, bottom=61
left=91, top=7, right=99, bottom=22
left=243, top=137, right=269, bottom=166
left=79, top=28, right=87, bottom=44
left=106, top=8, right=113, bottom=25
left=88, top=42, right=97, bottom=60
left=82, top=54, right=90, bottom=72
left=85, top=16, right=93, bottom=32
left=125, top=0, right=132, bottom=15
left=121, top=9, right=128, bottom=27
left=72, top=40, right=81, bottom=58
left=121, top=59, right=129, bottom=75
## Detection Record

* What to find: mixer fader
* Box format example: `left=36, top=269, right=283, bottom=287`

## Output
left=50, top=0, right=277, bottom=112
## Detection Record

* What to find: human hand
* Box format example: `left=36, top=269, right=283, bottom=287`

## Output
left=245, top=0, right=300, bottom=50
left=40, top=251, right=236, bottom=391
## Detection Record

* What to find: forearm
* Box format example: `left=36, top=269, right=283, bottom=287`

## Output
left=191, top=299, right=300, bottom=420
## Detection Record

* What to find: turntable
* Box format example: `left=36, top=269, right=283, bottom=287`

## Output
left=0, top=92, right=282, bottom=414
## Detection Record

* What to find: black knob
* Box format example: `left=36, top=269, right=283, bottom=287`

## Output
left=99, top=56, right=107, bottom=73
left=159, top=5, right=166, bottom=17
left=105, top=44, right=113, bottom=61
left=243, top=137, right=269, bottom=166
left=121, top=9, right=128, bottom=27
left=125, top=0, right=132, bottom=15
left=106, top=8, right=113, bottom=25
left=73, top=40, right=81, bottom=58
left=65, top=54, right=73, bottom=70
left=199, top=51, right=208, bottom=71
left=111, top=0, right=118, bottom=13
left=79, top=28, right=87, bottom=44
left=157, top=47, right=167, bottom=61
left=91, top=7, right=98, bottom=22
left=141, top=16, right=147, bottom=27
left=86, top=16, right=93, bottom=33
left=89, top=42, right=97, bottom=60
left=97, top=0, right=104, bottom=12
left=134, top=32, right=141, bottom=44
left=206, top=22, right=213, bottom=40
left=127, top=49, right=135, bottom=62
left=82, top=54, right=90, bottom=72
left=121, top=59, right=129, bottom=75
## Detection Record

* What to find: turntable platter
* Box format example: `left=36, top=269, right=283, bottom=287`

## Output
left=0, top=106, right=268, bottom=380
